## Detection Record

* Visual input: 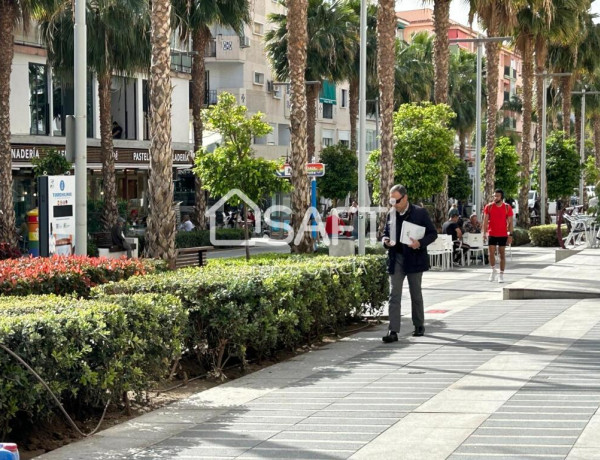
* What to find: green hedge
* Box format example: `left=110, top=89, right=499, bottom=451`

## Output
left=512, top=227, right=531, bottom=246
left=94, top=254, right=388, bottom=377
left=175, top=228, right=245, bottom=248
left=529, top=224, right=568, bottom=247
left=0, top=294, right=186, bottom=436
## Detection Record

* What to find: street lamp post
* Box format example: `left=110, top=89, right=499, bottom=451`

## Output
left=571, top=89, right=600, bottom=206
left=358, top=0, right=367, bottom=255
left=74, top=0, right=87, bottom=255
left=448, top=37, right=510, bottom=217
left=537, top=72, right=571, bottom=224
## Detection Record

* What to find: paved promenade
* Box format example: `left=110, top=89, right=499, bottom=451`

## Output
left=38, top=247, right=600, bottom=460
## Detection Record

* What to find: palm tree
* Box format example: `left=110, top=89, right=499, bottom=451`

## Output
left=448, top=47, right=480, bottom=160
left=266, top=0, right=356, bottom=160
left=285, top=0, right=312, bottom=253
left=394, top=31, right=434, bottom=106
left=39, top=0, right=151, bottom=231
left=377, top=0, right=395, bottom=228
left=513, top=0, right=553, bottom=228
left=468, top=0, right=517, bottom=204
left=0, top=0, right=50, bottom=246
left=147, top=0, right=177, bottom=265
left=430, top=0, right=451, bottom=105
left=172, top=0, right=250, bottom=230
left=346, top=0, right=377, bottom=152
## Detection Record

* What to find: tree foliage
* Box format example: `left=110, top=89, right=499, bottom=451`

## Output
left=584, top=154, right=600, bottom=186
left=32, top=149, right=72, bottom=178
left=368, top=102, right=456, bottom=201
left=448, top=160, right=471, bottom=202
left=546, top=131, right=582, bottom=200
left=317, top=144, right=357, bottom=204
left=482, top=137, right=520, bottom=200
left=194, top=93, right=289, bottom=205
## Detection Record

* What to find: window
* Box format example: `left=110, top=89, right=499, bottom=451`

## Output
left=322, top=103, right=333, bottom=119
left=29, top=63, right=49, bottom=135
left=340, top=140, right=349, bottom=147
left=322, top=136, right=334, bottom=147
left=273, top=85, right=282, bottom=99
left=52, top=73, right=95, bottom=138
left=254, top=72, right=265, bottom=85
left=253, top=22, right=264, bottom=35
left=341, top=89, right=348, bottom=108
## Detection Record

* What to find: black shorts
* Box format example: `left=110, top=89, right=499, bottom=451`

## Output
left=488, top=236, right=508, bottom=246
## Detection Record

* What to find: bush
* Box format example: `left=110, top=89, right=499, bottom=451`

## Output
left=0, top=256, right=152, bottom=297
left=175, top=228, right=245, bottom=248
left=529, top=224, right=568, bottom=247
left=94, top=254, right=388, bottom=377
left=0, top=294, right=186, bottom=436
left=512, top=227, right=530, bottom=246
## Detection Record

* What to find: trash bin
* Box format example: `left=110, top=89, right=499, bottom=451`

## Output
left=27, top=208, right=39, bottom=257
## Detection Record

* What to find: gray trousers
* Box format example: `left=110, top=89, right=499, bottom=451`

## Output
left=388, top=256, right=424, bottom=332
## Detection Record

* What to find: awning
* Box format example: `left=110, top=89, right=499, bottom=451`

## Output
left=319, top=80, right=336, bottom=105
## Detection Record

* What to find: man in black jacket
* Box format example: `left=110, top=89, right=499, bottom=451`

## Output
left=382, top=184, right=437, bottom=342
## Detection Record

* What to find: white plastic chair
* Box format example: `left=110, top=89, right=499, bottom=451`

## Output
left=440, top=234, right=457, bottom=268
left=427, top=236, right=449, bottom=270
left=463, top=233, right=485, bottom=266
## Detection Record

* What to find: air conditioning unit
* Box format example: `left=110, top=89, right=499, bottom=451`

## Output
left=240, top=35, right=250, bottom=48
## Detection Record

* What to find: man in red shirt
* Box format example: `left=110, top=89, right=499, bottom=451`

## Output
left=483, top=189, right=514, bottom=283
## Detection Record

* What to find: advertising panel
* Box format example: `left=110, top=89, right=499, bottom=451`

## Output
left=39, top=175, right=76, bottom=257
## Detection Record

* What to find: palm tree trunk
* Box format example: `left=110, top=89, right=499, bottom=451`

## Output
left=0, top=2, right=17, bottom=246
left=432, top=0, right=451, bottom=230
left=518, top=36, right=533, bottom=229
left=306, top=83, right=318, bottom=160
left=561, top=75, right=573, bottom=136
left=458, top=131, right=466, bottom=160
left=191, top=27, right=210, bottom=230
left=349, top=77, right=359, bottom=152
left=287, top=0, right=312, bottom=253
left=483, top=25, right=501, bottom=205
left=432, top=0, right=450, bottom=105
left=98, top=72, right=119, bottom=231
left=148, top=0, right=177, bottom=266
left=377, top=0, right=395, bottom=234
left=593, top=113, right=600, bottom=169
left=574, top=103, right=581, bottom=154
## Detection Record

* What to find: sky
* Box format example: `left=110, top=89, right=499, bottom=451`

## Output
left=395, top=0, right=600, bottom=27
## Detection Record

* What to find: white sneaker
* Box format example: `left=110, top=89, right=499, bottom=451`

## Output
left=498, top=273, right=504, bottom=283
left=488, top=268, right=497, bottom=282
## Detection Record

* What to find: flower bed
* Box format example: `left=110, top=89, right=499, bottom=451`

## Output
left=95, top=254, right=388, bottom=377
left=0, top=293, right=186, bottom=436
left=0, top=255, right=152, bottom=297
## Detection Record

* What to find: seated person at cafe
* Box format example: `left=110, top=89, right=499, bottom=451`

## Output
left=442, top=208, right=470, bottom=264
left=325, top=208, right=342, bottom=237
left=463, top=212, right=482, bottom=234
left=178, top=214, right=195, bottom=232
left=111, top=217, right=132, bottom=258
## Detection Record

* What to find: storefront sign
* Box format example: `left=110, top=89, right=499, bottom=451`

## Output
left=276, top=163, right=292, bottom=178
left=10, top=144, right=193, bottom=166
left=306, top=162, right=325, bottom=177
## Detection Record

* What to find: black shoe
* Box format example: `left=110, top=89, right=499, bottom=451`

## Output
left=382, top=331, right=398, bottom=343
left=413, top=326, right=425, bottom=337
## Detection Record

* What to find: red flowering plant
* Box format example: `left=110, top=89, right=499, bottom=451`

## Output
left=0, top=255, right=150, bottom=297
left=0, top=243, right=21, bottom=260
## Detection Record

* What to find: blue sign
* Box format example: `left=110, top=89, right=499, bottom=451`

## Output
left=60, top=180, right=65, bottom=191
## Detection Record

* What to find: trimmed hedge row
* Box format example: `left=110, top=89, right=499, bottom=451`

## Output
left=529, top=224, right=568, bottom=247
left=95, top=255, right=388, bottom=377
left=0, top=256, right=152, bottom=297
left=0, top=294, right=186, bottom=436
left=512, top=227, right=531, bottom=246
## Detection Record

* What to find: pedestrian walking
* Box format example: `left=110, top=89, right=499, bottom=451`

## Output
left=382, top=184, right=437, bottom=342
left=482, top=189, right=513, bottom=283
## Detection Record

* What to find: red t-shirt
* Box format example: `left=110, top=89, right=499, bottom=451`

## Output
left=484, top=202, right=513, bottom=237
left=325, top=215, right=341, bottom=235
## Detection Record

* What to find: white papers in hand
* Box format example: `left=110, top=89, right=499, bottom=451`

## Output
left=400, top=221, right=426, bottom=245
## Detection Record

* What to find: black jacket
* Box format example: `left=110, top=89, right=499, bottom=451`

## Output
left=383, top=203, right=437, bottom=274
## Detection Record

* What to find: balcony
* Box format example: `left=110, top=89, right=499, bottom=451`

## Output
left=204, top=35, right=246, bottom=62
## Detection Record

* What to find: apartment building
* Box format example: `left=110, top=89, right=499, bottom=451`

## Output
left=9, top=22, right=194, bottom=220
left=396, top=8, right=525, bottom=161
left=205, top=0, right=378, bottom=165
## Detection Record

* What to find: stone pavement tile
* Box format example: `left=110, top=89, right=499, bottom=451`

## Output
left=567, top=448, right=600, bottom=460
left=452, top=445, right=573, bottom=456
left=133, top=445, right=249, bottom=458
left=237, top=448, right=353, bottom=459
left=348, top=414, right=487, bottom=459
left=88, top=421, right=196, bottom=440
left=568, top=413, right=600, bottom=448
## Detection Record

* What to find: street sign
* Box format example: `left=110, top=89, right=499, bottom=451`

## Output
left=306, top=162, right=325, bottom=177
left=276, top=163, right=292, bottom=178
